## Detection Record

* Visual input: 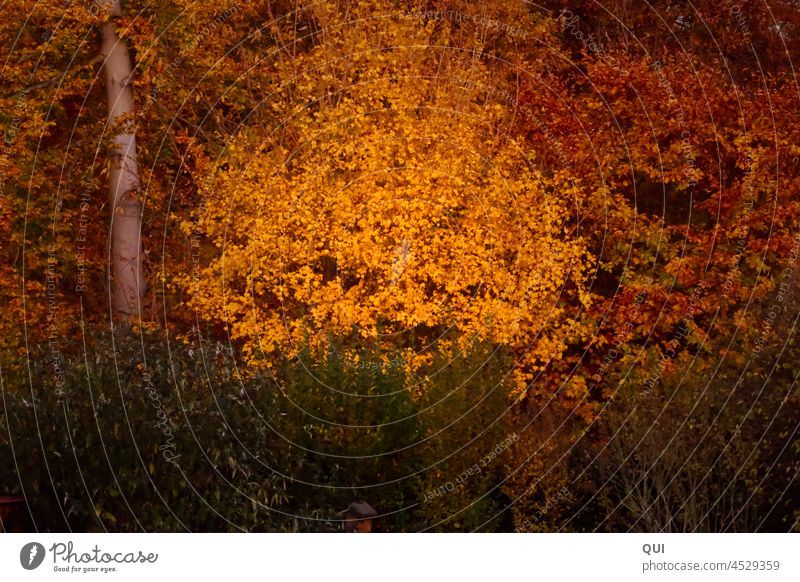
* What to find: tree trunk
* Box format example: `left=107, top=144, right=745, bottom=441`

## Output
left=100, top=0, right=144, bottom=322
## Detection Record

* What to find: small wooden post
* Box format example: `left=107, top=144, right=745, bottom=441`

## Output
left=341, top=501, right=378, bottom=533
left=0, top=496, right=28, bottom=532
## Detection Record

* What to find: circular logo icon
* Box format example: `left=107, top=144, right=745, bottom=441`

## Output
left=20, top=542, right=46, bottom=570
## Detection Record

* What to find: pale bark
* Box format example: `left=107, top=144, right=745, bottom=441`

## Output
left=100, top=0, right=144, bottom=321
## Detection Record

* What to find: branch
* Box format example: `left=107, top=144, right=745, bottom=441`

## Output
left=3, top=55, right=104, bottom=100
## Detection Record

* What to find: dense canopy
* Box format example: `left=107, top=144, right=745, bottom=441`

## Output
left=0, top=0, right=798, bottom=532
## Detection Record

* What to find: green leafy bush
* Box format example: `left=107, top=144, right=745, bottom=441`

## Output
left=1, top=333, right=520, bottom=532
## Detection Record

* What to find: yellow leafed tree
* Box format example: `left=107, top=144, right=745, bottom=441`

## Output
left=181, top=1, right=593, bottom=395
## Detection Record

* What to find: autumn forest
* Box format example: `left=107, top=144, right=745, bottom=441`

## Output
left=1, top=0, right=799, bottom=532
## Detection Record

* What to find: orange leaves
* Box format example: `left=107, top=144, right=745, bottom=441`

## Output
left=179, top=1, right=594, bottom=393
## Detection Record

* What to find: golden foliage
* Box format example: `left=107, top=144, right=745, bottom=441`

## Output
left=181, top=2, right=593, bottom=392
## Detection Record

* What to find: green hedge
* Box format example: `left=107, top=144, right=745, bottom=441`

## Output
left=1, top=334, right=519, bottom=532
